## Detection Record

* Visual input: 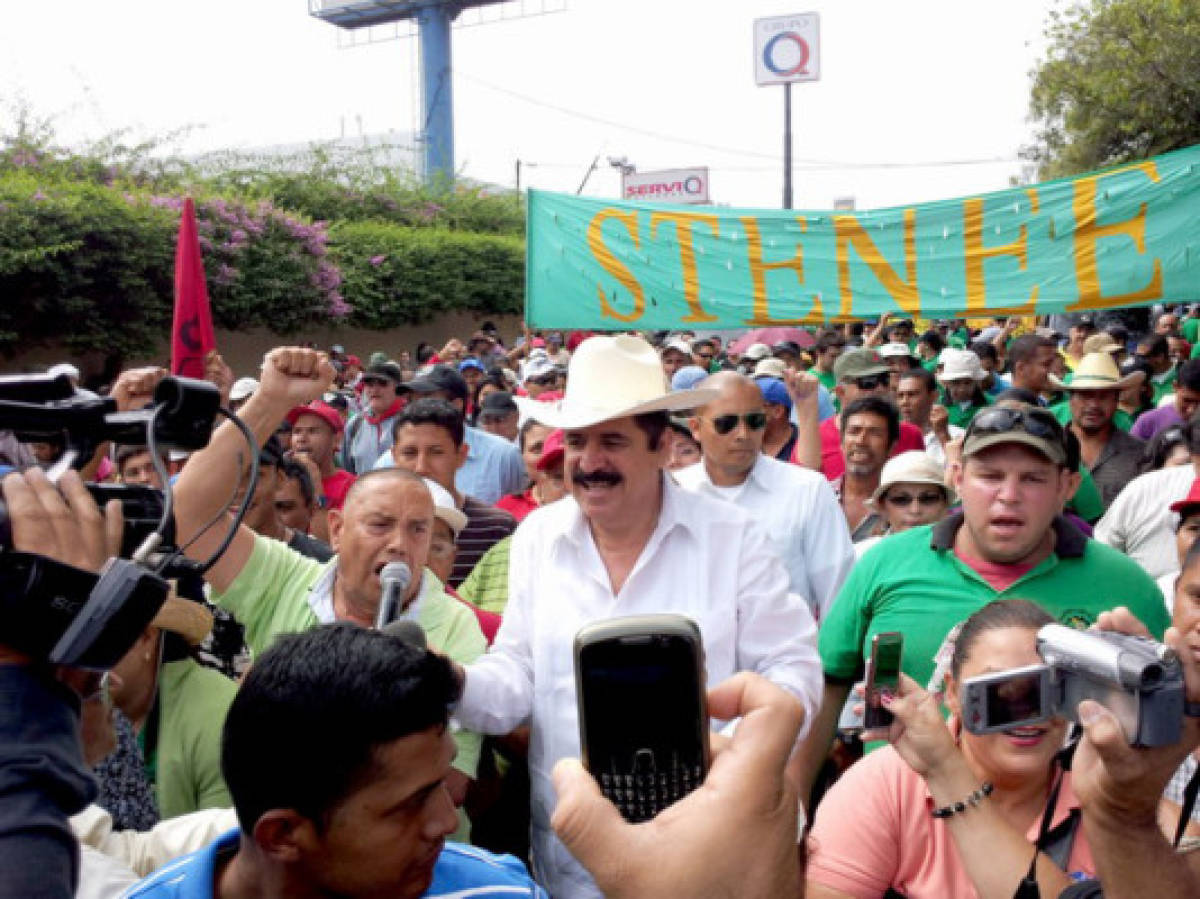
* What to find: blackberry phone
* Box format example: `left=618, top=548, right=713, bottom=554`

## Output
left=574, top=614, right=710, bottom=823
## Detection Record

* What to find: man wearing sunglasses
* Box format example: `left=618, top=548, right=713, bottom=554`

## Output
left=810, top=348, right=925, bottom=480
left=675, top=372, right=854, bottom=622
left=794, top=401, right=1171, bottom=803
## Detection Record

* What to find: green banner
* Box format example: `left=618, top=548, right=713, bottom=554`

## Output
left=525, top=145, right=1200, bottom=329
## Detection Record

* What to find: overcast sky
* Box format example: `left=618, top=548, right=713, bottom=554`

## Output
left=1, top=0, right=1058, bottom=209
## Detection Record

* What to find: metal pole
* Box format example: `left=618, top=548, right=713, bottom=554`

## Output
left=783, top=81, right=793, bottom=209
left=515, top=159, right=521, bottom=196
left=416, top=3, right=454, bottom=186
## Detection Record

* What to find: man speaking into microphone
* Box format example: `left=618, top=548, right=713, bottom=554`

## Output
left=169, top=347, right=487, bottom=825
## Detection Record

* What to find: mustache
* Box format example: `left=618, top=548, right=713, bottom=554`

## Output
left=572, top=468, right=623, bottom=488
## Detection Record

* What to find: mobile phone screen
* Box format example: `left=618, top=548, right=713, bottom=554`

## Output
left=578, top=633, right=706, bottom=821
left=864, top=633, right=902, bottom=729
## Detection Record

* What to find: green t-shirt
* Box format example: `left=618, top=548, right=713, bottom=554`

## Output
left=819, top=515, right=1170, bottom=693
left=1152, top=368, right=1178, bottom=405
left=211, top=535, right=486, bottom=781
left=1183, top=317, right=1200, bottom=345
left=457, top=536, right=513, bottom=615
left=941, top=395, right=989, bottom=430
left=154, top=658, right=236, bottom=819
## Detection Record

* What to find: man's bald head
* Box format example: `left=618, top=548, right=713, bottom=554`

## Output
left=342, top=466, right=428, bottom=511
left=690, top=372, right=767, bottom=485
left=696, top=372, right=764, bottom=414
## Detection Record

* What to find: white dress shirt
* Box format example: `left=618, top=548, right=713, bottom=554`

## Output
left=1095, top=464, right=1194, bottom=579
left=923, top=424, right=965, bottom=465
left=456, top=474, right=822, bottom=899
left=673, top=454, right=855, bottom=622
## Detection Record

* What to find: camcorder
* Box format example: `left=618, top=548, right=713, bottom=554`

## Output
left=961, top=623, right=1185, bottom=748
left=0, top=371, right=226, bottom=670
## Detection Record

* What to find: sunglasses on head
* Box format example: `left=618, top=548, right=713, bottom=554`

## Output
left=966, top=405, right=1064, bottom=443
left=708, top=412, right=767, bottom=435
left=852, top=374, right=888, bottom=390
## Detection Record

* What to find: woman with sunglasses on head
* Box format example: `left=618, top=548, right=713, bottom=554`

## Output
left=855, top=451, right=955, bottom=558
left=808, top=599, right=1095, bottom=899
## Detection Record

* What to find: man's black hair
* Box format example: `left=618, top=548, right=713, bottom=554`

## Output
left=898, top=366, right=936, bottom=392
left=839, top=396, right=900, bottom=447
left=278, top=458, right=315, bottom=508
left=1007, top=334, right=1054, bottom=369
left=115, top=444, right=168, bottom=470
left=221, top=624, right=460, bottom=832
left=393, top=397, right=465, bottom=447
left=992, top=387, right=1042, bottom=406
left=415, top=343, right=436, bottom=365
left=1178, top=359, right=1200, bottom=393
left=815, top=329, right=846, bottom=352
left=1137, top=334, right=1169, bottom=359
left=918, top=330, right=945, bottom=354
left=969, top=340, right=998, bottom=363
left=633, top=411, right=670, bottom=451
left=691, top=338, right=715, bottom=352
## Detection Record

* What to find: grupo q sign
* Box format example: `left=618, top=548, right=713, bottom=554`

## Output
left=621, top=168, right=710, bottom=205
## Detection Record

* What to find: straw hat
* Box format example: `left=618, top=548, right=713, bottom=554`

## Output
left=753, top=357, right=788, bottom=379
left=1050, top=352, right=1145, bottom=392
left=529, top=335, right=717, bottom=430
left=1082, top=333, right=1122, bottom=355
left=867, top=451, right=956, bottom=510
left=151, top=592, right=214, bottom=646
left=937, top=349, right=987, bottom=383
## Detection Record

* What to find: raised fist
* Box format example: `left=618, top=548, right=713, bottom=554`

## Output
left=110, top=366, right=169, bottom=413
left=258, top=348, right=336, bottom=409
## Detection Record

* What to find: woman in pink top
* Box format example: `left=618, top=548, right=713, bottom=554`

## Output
left=808, top=599, right=1095, bottom=899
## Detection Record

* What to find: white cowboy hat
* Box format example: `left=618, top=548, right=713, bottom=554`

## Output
left=936, top=349, right=987, bottom=383
left=528, top=334, right=718, bottom=430
left=1050, top=352, right=1146, bottom=392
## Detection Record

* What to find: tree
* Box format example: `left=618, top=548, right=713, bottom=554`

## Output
left=1027, top=0, right=1200, bottom=178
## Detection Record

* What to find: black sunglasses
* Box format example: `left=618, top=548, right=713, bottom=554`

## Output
left=853, top=374, right=889, bottom=390
left=885, top=490, right=946, bottom=507
left=966, top=406, right=1065, bottom=444
left=708, top=412, right=767, bottom=435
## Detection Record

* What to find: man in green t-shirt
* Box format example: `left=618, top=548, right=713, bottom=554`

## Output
left=792, top=401, right=1170, bottom=800
left=807, top=329, right=846, bottom=396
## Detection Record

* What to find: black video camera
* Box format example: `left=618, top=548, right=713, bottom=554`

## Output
left=0, top=372, right=223, bottom=669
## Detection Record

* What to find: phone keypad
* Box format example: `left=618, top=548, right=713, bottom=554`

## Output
left=598, top=750, right=703, bottom=822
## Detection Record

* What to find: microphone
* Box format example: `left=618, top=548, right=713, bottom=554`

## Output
left=380, top=618, right=427, bottom=651
left=374, top=561, right=412, bottom=630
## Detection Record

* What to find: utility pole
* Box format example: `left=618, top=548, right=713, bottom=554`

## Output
left=783, top=81, right=793, bottom=209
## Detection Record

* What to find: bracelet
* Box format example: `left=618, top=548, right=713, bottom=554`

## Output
left=931, top=782, right=993, bottom=819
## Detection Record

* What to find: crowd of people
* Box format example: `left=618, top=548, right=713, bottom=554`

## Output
left=3, top=308, right=1200, bottom=898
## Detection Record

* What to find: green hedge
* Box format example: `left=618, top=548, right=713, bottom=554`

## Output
left=0, top=170, right=526, bottom=359
left=332, top=220, right=524, bottom=330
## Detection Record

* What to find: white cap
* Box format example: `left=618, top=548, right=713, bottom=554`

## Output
left=937, top=349, right=987, bottom=383
left=423, top=477, right=467, bottom=536
left=879, top=342, right=916, bottom=359
left=663, top=338, right=694, bottom=357
left=523, top=355, right=557, bottom=384
left=753, top=358, right=787, bottom=379
left=48, top=362, right=80, bottom=381
left=743, top=342, right=772, bottom=361
left=230, top=377, right=259, bottom=402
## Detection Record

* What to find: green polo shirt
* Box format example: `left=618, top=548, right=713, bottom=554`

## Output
left=211, top=535, right=486, bottom=781
left=942, top=396, right=990, bottom=430
left=457, top=536, right=513, bottom=615
left=819, top=514, right=1170, bottom=693
left=154, top=658, right=236, bottom=819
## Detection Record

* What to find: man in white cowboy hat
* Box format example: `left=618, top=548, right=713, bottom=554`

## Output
left=1050, top=352, right=1146, bottom=510
left=452, top=334, right=820, bottom=899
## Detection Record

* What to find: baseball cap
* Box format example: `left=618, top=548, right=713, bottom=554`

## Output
left=671, top=365, right=709, bottom=391
left=879, top=342, right=917, bottom=360
left=663, top=338, right=694, bottom=357
left=523, top=355, right=557, bottom=384
left=230, top=377, right=259, bottom=402
left=458, top=357, right=486, bottom=374
left=477, top=391, right=518, bottom=420
left=756, top=377, right=792, bottom=411
left=344, top=354, right=362, bottom=367
left=531, top=337, right=547, bottom=349
left=535, top=429, right=565, bottom=471
left=743, top=342, right=772, bottom=361
left=403, top=364, right=468, bottom=404
left=286, top=400, right=343, bottom=434
left=832, top=348, right=888, bottom=382
left=1169, top=478, right=1200, bottom=516
left=362, top=362, right=403, bottom=384
left=753, top=358, right=787, bottom=379
left=961, top=404, right=1068, bottom=466
left=423, top=478, right=468, bottom=537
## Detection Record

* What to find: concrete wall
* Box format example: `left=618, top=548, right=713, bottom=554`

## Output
left=4, top=311, right=526, bottom=383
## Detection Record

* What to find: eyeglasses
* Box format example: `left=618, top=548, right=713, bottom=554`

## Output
left=885, top=490, right=946, bottom=507
left=852, top=375, right=888, bottom=391
left=965, top=406, right=1065, bottom=444
left=708, top=412, right=767, bottom=435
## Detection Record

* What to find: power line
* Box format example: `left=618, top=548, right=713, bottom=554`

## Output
left=458, top=70, right=1020, bottom=171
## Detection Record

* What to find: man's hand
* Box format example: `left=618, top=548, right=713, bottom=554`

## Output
left=438, top=339, right=466, bottom=364
left=3, top=468, right=122, bottom=575
left=929, top=404, right=951, bottom=443
left=256, top=348, right=335, bottom=410
left=110, top=366, right=168, bottom=413
left=205, top=350, right=236, bottom=408
left=551, top=673, right=803, bottom=899
left=783, top=369, right=820, bottom=410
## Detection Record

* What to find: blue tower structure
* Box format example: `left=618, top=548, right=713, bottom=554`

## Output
left=310, top=1, right=508, bottom=184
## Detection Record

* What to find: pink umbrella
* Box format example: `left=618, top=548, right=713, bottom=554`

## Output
left=728, top=327, right=815, bottom=354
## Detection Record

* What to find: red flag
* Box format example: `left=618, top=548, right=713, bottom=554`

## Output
left=170, top=197, right=215, bottom=378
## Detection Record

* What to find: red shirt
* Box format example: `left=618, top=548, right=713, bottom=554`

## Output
left=444, top=585, right=502, bottom=645
left=496, top=490, right=538, bottom=522
left=321, top=469, right=357, bottom=511
left=809, top=417, right=926, bottom=480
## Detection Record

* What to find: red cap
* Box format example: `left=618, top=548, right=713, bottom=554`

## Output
left=345, top=354, right=361, bottom=367
left=1170, top=478, right=1200, bottom=515
left=286, top=401, right=343, bottom=434
left=535, top=429, right=565, bottom=471
left=534, top=390, right=563, bottom=403
left=531, top=337, right=547, bottom=348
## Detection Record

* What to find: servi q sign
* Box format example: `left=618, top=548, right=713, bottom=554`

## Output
left=622, top=168, right=711, bottom=205
left=524, top=144, right=1200, bottom=329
